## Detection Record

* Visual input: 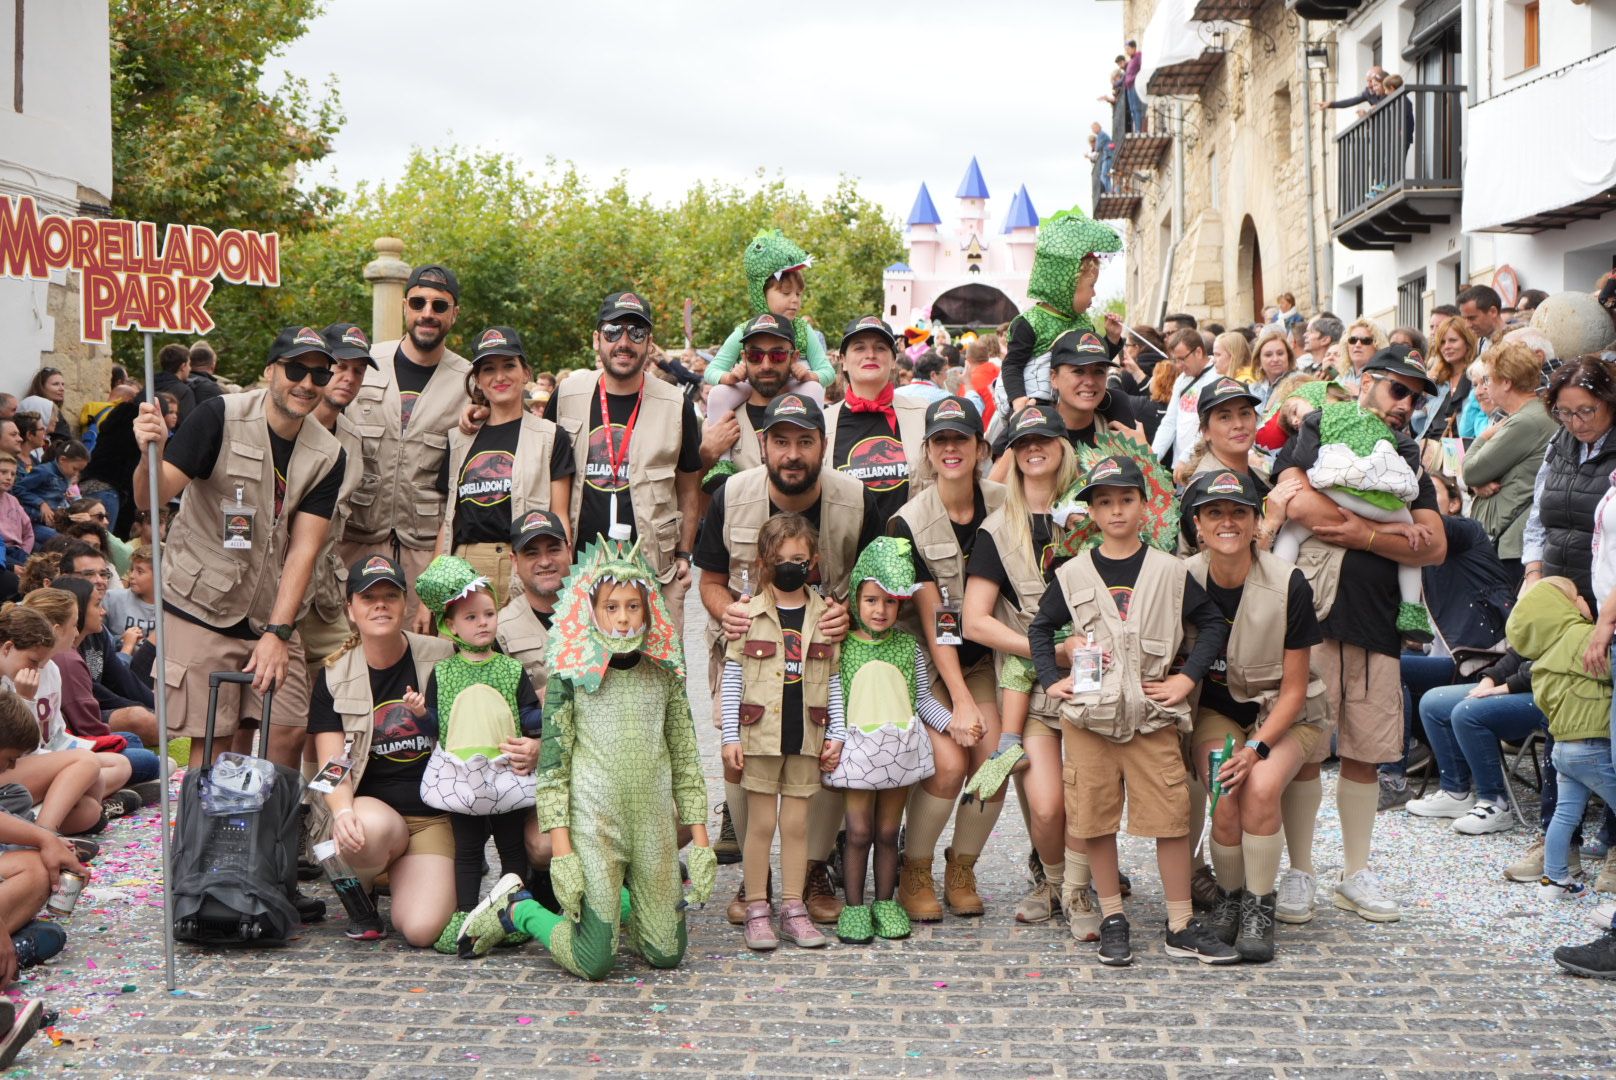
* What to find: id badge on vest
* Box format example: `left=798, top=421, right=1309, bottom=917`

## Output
left=608, top=494, right=632, bottom=542
left=934, top=586, right=963, bottom=646
left=1071, top=632, right=1104, bottom=694
left=221, top=484, right=257, bottom=551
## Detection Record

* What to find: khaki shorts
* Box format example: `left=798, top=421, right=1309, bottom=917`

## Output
left=161, top=614, right=310, bottom=739
left=1062, top=724, right=1189, bottom=840
left=402, top=813, right=455, bottom=860
left=455, top=541, right=516, bottom=608
left=931, top=654, right=997, bottom=710
left=1192, top=708, right=1325, bottom=764
left=741, top=753, right=823, bottom=798
left=1312, top=640, right=1401, bottom=765
left=297, top=606, right=352, bottom=671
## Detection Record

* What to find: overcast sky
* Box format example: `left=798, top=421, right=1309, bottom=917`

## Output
left=265, top=0, right=1128, bottom=299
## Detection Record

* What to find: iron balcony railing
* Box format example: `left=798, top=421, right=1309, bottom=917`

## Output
left=1333, top=84, right=1464, bottom=227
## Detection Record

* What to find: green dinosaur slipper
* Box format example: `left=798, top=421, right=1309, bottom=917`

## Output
left=460, top=873, right=527, bottom=957
left=837, top=903, right=873, bottom=945
left=433, top=911, right=469, bottom=955
left=1396, top=601, right=1434, bottom=642
left=871, top=898, right=912, bottom=940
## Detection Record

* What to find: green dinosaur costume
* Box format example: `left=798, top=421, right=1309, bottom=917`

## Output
left=459, top=540, right=715, bottom=979
left=1019, top=208, right=1124, bottom=358
left=703, top=228, right=835, bottom=386
left=415, top=556, right=527, bottom=757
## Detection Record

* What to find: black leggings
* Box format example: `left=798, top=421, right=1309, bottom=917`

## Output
left=450, top=810, right=530, bottom=911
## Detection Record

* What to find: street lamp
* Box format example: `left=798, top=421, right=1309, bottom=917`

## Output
left=1306, top=45, right=1331, bottom=71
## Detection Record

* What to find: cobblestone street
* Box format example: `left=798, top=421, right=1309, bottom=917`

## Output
left=10, top=595, right=1616, bottom=1078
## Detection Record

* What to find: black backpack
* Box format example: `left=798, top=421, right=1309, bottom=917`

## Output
left=170, top=674, right=303, bottom=946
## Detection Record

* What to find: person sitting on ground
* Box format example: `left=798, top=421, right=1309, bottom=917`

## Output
left=12, top=442, right=89, bottom=545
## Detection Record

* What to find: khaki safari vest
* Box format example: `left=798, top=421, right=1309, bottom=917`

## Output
left=976, top=506, right=1062, bottom=721
left=719, top=464, right=868, bottom=601
left=553, top=370, right=685, bottom=579
left=732, top=402, right=764, bottom=474
left=306, top=632, right=454, bottom=844
left=1051, top=546, right=1191, bottom=742
left=496, top=594, right=551, bottom=694
left=343, top=341, right=472, bottom=550
left=1185, top=550, right=1329, bottom=729
left=727, top=589, right=837, bottom=757
left=823, top=395, right=932, bottom=500
left=312, top=412, right=369, bottom=623
left=443, top=411, right=559, bottom=549
left=163, top=389, right=341, bottom=629
left=893, top=480, right=1007, bottom=606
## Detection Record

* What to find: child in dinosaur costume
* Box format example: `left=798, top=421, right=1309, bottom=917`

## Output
left=992, top=207, right=1122, bottom=421
left=1270, top=396, right=1434, bottom=640
left=702, top=229, right=838, bottom=486
left=824, top=537, right=953, bottom=944
left=458, top=540, right=717, bottom=978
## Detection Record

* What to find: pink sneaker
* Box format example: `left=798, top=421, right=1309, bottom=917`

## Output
left=779, top=899, right=829, bottom=948
left=743, top=901, right=778, bottom=951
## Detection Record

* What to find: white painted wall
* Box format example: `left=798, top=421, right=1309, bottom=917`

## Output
left=1478, top=0, right=1616, bottom=98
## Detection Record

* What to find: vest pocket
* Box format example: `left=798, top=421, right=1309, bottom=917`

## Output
left=743, top=639, right=777, bottom=659
left=1060, top=692, right=1123, bottom=740
left=808, top=705, right=829, bottom=727
left=739, top=702, right=765, bottom=726
left=805, top=642, right=833, bottom=661
left=166, top=545, right=244, bottom=612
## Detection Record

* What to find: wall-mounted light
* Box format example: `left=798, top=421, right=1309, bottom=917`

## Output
left=1305, top=45, right=1331, bottom=71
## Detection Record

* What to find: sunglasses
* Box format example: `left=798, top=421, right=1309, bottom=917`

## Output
left=407, top=296, right=453, bottom=314
left=745, top=347, right=792, bottom=364
left=1347, top=335, right=1376, bottom=346
left=1367, top=373, right=1424, bottom=406
left=277, top=360, right=334, bottom=387
left=600, top=322, right=650, bottom=344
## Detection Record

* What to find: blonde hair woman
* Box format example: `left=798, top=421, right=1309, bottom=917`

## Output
left=1251, top=329, right=1296, bottom=406
left=1213, top=332, right=1259, bottom=384
left=1417, top=316, right=1480, bottom=439
left=1341, top=319, right=1388, bottom=385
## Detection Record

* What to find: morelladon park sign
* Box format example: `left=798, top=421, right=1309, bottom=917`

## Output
left=0, top=193, right=280, bottom=344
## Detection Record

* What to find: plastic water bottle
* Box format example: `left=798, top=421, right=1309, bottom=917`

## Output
left=314, top=838, right=383, bottom=940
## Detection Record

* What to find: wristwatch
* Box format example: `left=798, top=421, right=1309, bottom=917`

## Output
left=1245, top=739, right=1271, bottom=760
left=263, top=623, right=294, bottom=642
left=674, top=550, right=693, bottom=562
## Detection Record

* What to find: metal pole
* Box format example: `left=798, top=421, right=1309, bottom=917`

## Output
left=143, top=331, right=177, bottom=991
left=1298, top=22, right=1322, bottom=316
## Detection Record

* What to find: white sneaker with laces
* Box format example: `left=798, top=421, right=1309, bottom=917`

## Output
left=1539, top=876, right=1587, bottom=901
left=1587, top=899, right=1616, bottom=930
left=1333, top=869, right=1402, bottom=922
left=1453, top=799, right=1515, bottom=835
left=1405, top=789, right=1476, bottom=819
left=1275, top=867, right=1317, bottom=925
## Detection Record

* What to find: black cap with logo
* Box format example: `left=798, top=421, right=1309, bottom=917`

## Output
left=1075, top=455, right=1148, bottom=502
left=1185, top=468, right=1263, bottom=510
left=1196, top=376, right=1262, bottom=415
left=1004, top=403, right=1066, bottom=447
left=740, top=312, right=795, bottom=345
left=1362, top=345, right=1438, bottom=395
left=924, top=395, right=983, bottom=440
left=511, top=509, right=569, bottom=551
left=322, top=323, right=379, bottom=368
left=347, top=553, right=408, bottom=596
left=472, top=325, right=527, bottom=364
left=266, top=326, right=335, bottom=366
left=758, top=392, right=825, bottom=433
left=598, top=291, right=653, bottom=326
left=1049, top=330, right=1112, bottom=368
left=405, top=264, right=460, bottom=302
left=839, top=315, right=897, bottom=352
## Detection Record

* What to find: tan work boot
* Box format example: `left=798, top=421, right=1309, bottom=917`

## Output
left=943, top=846, right=984, bottom=917
left=803, top=860, right=844, bottom=924
left=727, top=867, right=771, bottom=926
left=898, top=855, right=943, bottom=922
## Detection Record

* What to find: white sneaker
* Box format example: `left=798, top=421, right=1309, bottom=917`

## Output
left=1406, top=789, right=1476, bottom=819
left=1275, top=867, right=1317, bottom=925
left=1453, top=800, right=1515, bottom=835
left=1333, top=869, right=1402, bottom=922
left=1539, top=876, right=1588, bottom=901
left=1586, top=899, right=1616, bottom=930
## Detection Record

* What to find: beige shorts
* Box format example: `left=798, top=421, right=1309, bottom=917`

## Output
left=161, top=613, right=311, bottom=739
left=741, top=753, right=823, bottom=798
left=1062, top=724, right=1189, bottom=840
left=402, top=813, right=455, bottom=860
left=296, top=606, right=352, bottom=671
left=1192, top=708, right=1324, bottom=764
left=1312, top=640, right=1401, bottom=765
left=930, top=654, right=998, bottom=710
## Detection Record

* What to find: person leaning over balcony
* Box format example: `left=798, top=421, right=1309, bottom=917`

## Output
left=1316, top=66, right=1385, bottom=113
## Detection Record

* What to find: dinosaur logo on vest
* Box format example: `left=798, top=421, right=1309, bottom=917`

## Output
left=372, top=698, right=431, bottom=764
left=1207, top=471, right=1243, bottom=496
left=841, top=435, right=909, bottom=493
left=584, top=423, right=632, bottom=492
left=458, top=449, right=514, bottom=506
left=783, top=627, right=803, bottom=685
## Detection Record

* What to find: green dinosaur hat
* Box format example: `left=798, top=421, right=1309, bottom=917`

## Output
left=743, top=229, right=813, bottom=314
left=546, top=539, right=684, bottom=693
left=849, top=537, right=919, bottom=631
left=415, top=555, right=491, bottom=639
left=1026, top=207, right=1122, bottom=318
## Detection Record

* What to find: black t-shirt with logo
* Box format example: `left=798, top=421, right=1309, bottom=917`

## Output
left=777, top=602, right=806, bottom=755
left=1199, top=569, right=1322, bottom=727
left=1091, top=544, right=1148, bottom=619
left=964, top=512, right=1068, bottom=611
left=546, top=389, right=702, bottom=548
left=889, top=490, right=991, bottom=669
left=394, top=348, right=434, bottom=430
left=435, top=418, right=576, bottom=547
left=694, top=482, right=885, bottom=593
left=307, top=646, right=435, bottom=818
left=743, top=402, right=768, bottom=454
left=833, top=409, right=910, bottom=524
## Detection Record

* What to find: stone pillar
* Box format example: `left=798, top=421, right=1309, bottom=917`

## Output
left=363, top=237, right=410, bottom=344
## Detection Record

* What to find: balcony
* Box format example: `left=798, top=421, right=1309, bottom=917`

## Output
left=1287, top=0, right=1365, bottom=20
left=1146, top=49, right=1226, bottom=97
left=1114, top=103, right=1173, bottom=175
left=1331, top=84, right=1464, bottom=251
left=1094, top=173, right=1144, bottom=222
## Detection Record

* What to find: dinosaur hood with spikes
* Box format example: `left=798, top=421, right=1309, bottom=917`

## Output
left=744, top=229, right=813, bottom=314
left=1026, top=207, right=1122, bottom=318
left=545, top=539, right=683, bottom=694
left=848, top=537, right=919, bottom=631
left=414, top=555, right=492, bottom=642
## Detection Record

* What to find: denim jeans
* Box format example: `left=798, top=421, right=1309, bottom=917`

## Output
left=1382, top=652, right=1455, bottom=778
left=1418, top=683, right=1546, bottom=803
left=1545, top=739, right=1616, bottom=881
left=118, top=731, right=160, bottom=786
left=1125, top=85, right=1145, bottom=132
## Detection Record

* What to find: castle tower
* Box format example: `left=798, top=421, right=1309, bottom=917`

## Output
left=1002, top=184, right=1040, bottom=274
left=955, top=156, right=990, bottom=247
left=906, top=182, right=942, bottom=276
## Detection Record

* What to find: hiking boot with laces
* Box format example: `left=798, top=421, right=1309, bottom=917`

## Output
left=804, top=860, right=843, bottom=924
left=1553, top=928, right=1616, bottom=979
left=743, top=901, right=778, bottom=951
left=1207, top=886, right=1243, bottom=946
left=1190, top=864, right=1220, bottom=911
left=1235, top=890, right=1277, bottom=963
left=898, top=856, right=942, bottom=921
left=943, top=847, right=984, bottom=916
left=778, top=899, right=827, bottom=948
left=713, top=802, right=742, bottom=865
left=1097, top=913, right=1132, bottom=966
left=1014, top=878, right=1058, bottom=924
left=1595, top=862, right=1616, bottom=894
left=1504, top=836, right=1580, bottom=881
left=1333, top=869, right=1401, bottom=922
left=1164, top=917, right=1240, bottom=964
left=1063, top=883, right=1102, bottom=942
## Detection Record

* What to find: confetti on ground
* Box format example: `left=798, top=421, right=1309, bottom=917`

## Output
left=931, top=981, right=948, bottom=988
left=516, top=1016, right=532, bottom=1025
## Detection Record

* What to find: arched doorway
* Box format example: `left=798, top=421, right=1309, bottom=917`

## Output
left=1236, top=216, right=1264, bottom=324
left=929, top=283, right=1019, bottom=329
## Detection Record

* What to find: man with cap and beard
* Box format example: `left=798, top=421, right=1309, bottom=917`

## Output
left=698, top=312, right=805, bottom=480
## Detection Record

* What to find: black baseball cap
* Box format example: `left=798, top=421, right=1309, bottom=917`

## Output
left=322, top=323, right=379, bottom=368
left=1049, top=330, right=1112, bottom=368
left=405, top=264, right=460, bottom=302
left=1185, top=468, right=1262, bottom=510
left=472, top=325, right=527, bottom=364
left=347, top=553, right=408, bottom=595
left=1363, top=345, right=1438, bottom=395
left=1075, top=455, right=1147, bottom=502
left=266, top=326, right=335, bottom=366
left=924, top=395, right=983, bottom=440
left=598, top=291, right=653, bottom=326
left=1196, top=376, right=1262, bottom=415
left=740, top=312, right=795, bottom=345
left=1004, top=404, right=1066, bottom=447
left=759, top=391, right=824, bottom=433
left=840, top=315, right=897, bottom=352
left=511, top=509, right=569, bottom=551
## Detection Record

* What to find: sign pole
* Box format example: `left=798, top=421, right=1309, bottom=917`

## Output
left=143, top=331, right=178, bottom=991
